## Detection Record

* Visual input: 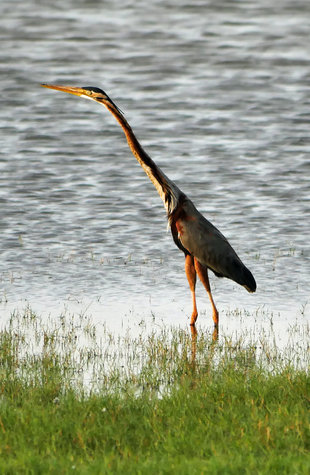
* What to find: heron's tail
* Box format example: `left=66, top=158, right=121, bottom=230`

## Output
left=241, top=266, right=256, bottom=293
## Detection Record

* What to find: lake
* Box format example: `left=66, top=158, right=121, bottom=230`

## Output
left=1, top=0, right=309, bottom=345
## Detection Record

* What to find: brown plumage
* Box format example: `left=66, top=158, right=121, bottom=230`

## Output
left=42, top=84, right=256, bottom=328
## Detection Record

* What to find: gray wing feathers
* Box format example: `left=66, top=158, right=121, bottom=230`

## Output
left=178, top=199, right=256, bottom=291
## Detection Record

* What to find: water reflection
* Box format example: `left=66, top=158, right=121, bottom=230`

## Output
left=190, top=324, right=198, bottom=366
left=2, top=304, right=308, bottom=396
left=190, top=323, right=219, bottom=368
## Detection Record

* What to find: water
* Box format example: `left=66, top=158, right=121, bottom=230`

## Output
left=1, top=0, right=309, bottom=336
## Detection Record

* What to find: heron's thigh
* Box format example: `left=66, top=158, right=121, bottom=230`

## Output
left=194, top=258, right=211, bottom=291
left=185, top=255, right=196, bottom=289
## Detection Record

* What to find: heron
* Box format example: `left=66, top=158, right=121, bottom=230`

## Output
left=42, top=84, right=256, bottom=328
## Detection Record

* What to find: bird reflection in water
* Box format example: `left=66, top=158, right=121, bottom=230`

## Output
left=190, top=324, right=218, bottom=368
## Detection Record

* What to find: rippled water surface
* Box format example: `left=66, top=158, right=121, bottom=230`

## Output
left=1, top=0, right=309, bottom=334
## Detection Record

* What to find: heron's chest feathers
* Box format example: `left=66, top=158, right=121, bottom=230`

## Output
left=170, top=197, right=229, bottom=266
left=175, top=214, right=197, bottom=238
left=170, top=198, right=199, bottom=240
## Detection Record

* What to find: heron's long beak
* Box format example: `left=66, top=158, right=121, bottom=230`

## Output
left=41, top=84, right=87, bottom=97
left=42, top=83, right=125, bottom=116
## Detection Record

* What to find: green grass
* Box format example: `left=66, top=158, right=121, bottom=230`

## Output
left=0, top=308, right=309, bottom=474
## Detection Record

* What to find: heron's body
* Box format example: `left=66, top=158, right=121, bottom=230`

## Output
left=170, top=195, right=255, bottom=290
left=42, top=84, right=256, bottom=328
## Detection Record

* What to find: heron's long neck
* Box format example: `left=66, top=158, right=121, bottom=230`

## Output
left=104, top=103, right=181, bottom=216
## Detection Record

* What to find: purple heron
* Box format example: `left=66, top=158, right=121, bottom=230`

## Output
left=42, top=84, right=256, bottom=328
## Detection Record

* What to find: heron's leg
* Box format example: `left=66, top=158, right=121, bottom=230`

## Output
left=194, top=258, right=219, bottom=327
left=184, top=254, right=198, bottom=325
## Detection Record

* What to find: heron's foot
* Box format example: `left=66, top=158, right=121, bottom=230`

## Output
left=212, top=310, right=219, bottom=328
left=190, top=311, right=198, bottom=326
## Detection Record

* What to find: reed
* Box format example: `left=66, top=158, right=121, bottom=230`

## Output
left=0, top=307, right=309, bottom=473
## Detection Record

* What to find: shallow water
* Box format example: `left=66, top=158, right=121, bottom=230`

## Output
left=1, top=0, right=309, bottom=336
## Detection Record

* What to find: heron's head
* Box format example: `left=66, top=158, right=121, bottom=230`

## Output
left=41, top=84, right=123, bottom=113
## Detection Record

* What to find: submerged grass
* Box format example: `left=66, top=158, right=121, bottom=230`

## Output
left=0, top=308, right=309, bottom=474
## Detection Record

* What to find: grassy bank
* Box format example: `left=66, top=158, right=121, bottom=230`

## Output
left=0, top=308, right=309, bottom=474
